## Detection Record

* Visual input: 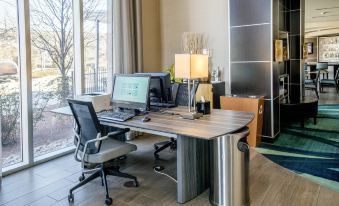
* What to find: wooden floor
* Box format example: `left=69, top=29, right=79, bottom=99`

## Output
left=1, top=135, right=339, bottom=206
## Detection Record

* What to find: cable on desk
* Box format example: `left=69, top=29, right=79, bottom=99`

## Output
left=153, top=166, right=177, bottom=183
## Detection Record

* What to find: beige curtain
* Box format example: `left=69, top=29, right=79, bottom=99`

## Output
left=112, top=0, right=143, bottom=74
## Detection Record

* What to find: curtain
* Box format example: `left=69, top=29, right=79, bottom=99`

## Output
left=112, top=0, right=143, bottom=74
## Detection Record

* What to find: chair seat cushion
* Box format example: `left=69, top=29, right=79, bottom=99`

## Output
left=320, top=79, right=336, bottom=85
left=80, top=138, right=137, bottom=164
left=305, top=79, right=316, bottom=84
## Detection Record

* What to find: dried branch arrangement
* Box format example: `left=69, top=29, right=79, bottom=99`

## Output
left=182, top=32, right=206, bottom=54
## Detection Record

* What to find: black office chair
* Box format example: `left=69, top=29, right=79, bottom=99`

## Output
left=304, top=63, right=309, bottom=79
left=67, top=99, right=138, bottom=205
left=316, top=62, right=329, bottom=79
left=305, top=69, right=320, bottom=99
left=320, top=69, right=339, bottom=93
left=153, top=81, right=199, bottom=160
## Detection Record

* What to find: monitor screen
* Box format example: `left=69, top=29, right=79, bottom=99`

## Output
left=112, top=75, right=150, bottom=110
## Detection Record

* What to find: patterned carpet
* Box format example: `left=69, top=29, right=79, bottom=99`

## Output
left=256, top=104, right=339, bottom=191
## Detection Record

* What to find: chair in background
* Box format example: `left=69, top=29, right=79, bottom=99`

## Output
left=316, top=62, right=329, bottom=79
left=305, top=69, right=320, bottom=99
left=320, top=70, right=339, bottom=93
left=316, top=62, right=328, bottom=70
left=153, top=81, right=199, bottom=160
left=67, top=99, right=138, bottom=205
left=304, top=63, right=309, bottom=79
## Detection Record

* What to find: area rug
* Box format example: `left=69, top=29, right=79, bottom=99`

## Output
left=256, top=104, right=339, bottom=191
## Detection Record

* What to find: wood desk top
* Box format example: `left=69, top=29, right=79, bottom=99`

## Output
left=51, top=106, right=254, bottom=140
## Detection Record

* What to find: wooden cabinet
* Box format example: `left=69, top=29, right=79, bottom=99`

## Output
left=195, top=82, right=225, bottom=109
left=220, top=96, right=264, bottom=147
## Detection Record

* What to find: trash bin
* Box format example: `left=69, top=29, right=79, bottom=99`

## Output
left=209, top=127, right=250, bottom=206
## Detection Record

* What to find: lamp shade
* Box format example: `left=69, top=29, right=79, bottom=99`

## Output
left=175, top=54, right=208, bottom=79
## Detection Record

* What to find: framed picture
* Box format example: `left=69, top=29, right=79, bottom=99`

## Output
left=275, top=40, right=283, bottom=62
left=307, top=42, right=313, bottom=54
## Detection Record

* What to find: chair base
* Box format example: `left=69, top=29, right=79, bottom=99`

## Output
left=68, top=164, right=138, bottom=205
left=154, top=138, right=177, bottom=160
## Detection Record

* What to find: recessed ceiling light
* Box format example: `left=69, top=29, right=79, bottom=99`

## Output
left=321, top=11, right=329, bottom=15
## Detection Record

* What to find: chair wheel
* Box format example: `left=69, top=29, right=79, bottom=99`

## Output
left=68, top=193, right=74, bottom=203
left=79, top=174, right=85, bottom=182
left=105, top=197, right=113, bottom=205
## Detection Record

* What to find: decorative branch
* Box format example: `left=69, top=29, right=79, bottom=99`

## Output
left=181, top=32, right=206, bottom=54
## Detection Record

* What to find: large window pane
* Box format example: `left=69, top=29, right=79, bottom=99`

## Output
left=30, top=0, right=74, bottom=158
left=84, top=0, right=108, bottom=93
left=0, top=0, right=22, bottom=167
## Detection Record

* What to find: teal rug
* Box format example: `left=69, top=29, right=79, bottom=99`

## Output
left=256, top=104, right=339, bottom=191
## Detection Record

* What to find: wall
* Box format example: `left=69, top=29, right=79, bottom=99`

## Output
left=142, top=0, right=162, bottom=72
left=159, top=0, right=229, bottom=84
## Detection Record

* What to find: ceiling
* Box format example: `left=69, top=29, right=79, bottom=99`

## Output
left=305, top=0, right=339, bottom=37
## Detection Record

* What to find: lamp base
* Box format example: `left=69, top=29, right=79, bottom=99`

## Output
left=181, top=112, right=203, bottom=120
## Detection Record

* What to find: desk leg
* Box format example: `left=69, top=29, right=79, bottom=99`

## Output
left=176, top=135, right=210, bottom=204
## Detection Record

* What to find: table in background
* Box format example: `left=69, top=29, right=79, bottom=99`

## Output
left=280, top=97, right=318, bottom=128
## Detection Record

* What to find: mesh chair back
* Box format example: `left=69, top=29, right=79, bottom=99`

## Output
left=68, top=99, right=102, bottom=154
left=174, top=82, right=199, bottom=106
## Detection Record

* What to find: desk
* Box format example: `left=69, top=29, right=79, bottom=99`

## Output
left=52, top=106, right=254, bottom=203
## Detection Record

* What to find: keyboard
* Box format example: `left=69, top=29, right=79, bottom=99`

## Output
left=150, top=102, right=176, bottom=108
left=98, top=111, right=135, bottom=122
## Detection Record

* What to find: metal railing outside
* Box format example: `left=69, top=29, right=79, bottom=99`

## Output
left=84, top=71, right=107, bottom=93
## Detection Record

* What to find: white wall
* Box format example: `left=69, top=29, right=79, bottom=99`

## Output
left=159, top=0, right=229, bottom=86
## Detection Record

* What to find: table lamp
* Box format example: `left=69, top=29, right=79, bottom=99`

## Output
left=175, top=54, right=209, bottom=119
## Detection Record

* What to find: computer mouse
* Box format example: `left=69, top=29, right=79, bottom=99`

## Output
left=141, top=116, right=151, bottom=122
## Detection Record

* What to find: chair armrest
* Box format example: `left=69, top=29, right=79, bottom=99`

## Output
left=73, top=129, right=82, bottom=162
left=107, top=129, right=129, bottom=137
left=80, top=134, right=109, bottom=168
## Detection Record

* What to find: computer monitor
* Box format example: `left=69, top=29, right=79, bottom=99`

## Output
left=136, top=72, right=172, bottom=103
left=112, top=74, right=151, bottom=111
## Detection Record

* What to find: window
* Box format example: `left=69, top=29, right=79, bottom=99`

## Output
left=0, top=0, right=22, bottom=167
left=1, top=0, right=113, bottom=173
left=83, top=0, right=108, bottom=93
left=30, top=0, right=75, bottom=158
